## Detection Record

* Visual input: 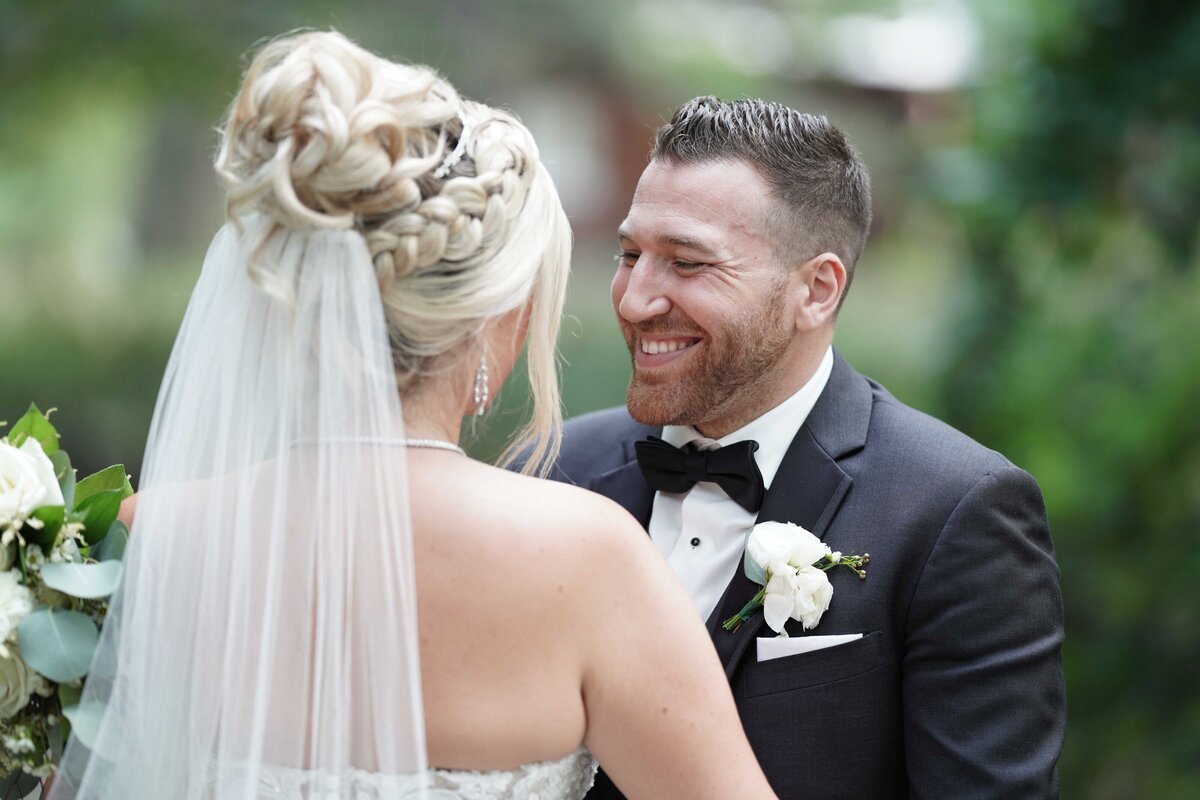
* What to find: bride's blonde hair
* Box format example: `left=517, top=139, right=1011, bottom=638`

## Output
left=214, top=30, right=570, bottom=474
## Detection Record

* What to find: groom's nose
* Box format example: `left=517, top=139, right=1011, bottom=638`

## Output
left=613, top=258, right=672, bottom=324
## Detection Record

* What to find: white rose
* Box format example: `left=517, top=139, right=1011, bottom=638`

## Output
left=791, top=566, right=834, bottom=630
left=762, top=564, right=834, bottom=635
left=0, top=648, right=41, bottom=720
left=0, top=438, right=65, bottom=529
left=747, top=521, right=831, bottom=575
left=0, top=570, right=34, bottom=658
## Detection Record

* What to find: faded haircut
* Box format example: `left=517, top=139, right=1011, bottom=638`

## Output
left=652, top=96, right=873, bottom=296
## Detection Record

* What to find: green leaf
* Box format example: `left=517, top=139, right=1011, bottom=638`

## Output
left=58, top=681, right=83, bottom=710
left=17, top=608, right=100, bottom=683
left=0, top=769, right=40, bottom=796
left=50, top=448, right=75, bottom=510
left=27, top=504, right=65, bottom=550
left=74, top=465, right=133, bottom=507
left=7, top=403, right=59, bottom=454
left=48, top=716, right=67, bottom=762
left=742, top=547, right=766, bottom=586
left=70, top=490, right=123, bottom=544
left=92, top=520, right=128, bottom=562
left=39, top=561, right=123, bottom=599
left=62, top=700, right=107, bottom=751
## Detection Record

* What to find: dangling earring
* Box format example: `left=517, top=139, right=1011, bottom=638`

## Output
left=473, top=353, right=490, bottom=416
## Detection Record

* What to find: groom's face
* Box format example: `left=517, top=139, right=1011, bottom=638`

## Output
left=612, top=158, right=798, bottom=436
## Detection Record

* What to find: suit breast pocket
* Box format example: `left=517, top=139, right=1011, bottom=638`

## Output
left=739, top=630, right=885, bottom=699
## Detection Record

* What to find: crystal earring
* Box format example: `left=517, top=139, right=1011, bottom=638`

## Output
left=473, top=353, right=489, bottom=416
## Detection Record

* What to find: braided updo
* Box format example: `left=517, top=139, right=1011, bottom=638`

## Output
left=215, top=31, right=570, bottom=473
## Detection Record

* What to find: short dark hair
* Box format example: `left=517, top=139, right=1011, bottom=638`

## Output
left=652, top=96, right=873, bottom=286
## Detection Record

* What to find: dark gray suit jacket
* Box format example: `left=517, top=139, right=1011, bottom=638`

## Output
left=552, top=351, right=1065, bottom=799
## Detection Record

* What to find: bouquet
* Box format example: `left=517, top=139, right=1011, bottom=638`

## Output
left=0, top=405, right=132, bottom=796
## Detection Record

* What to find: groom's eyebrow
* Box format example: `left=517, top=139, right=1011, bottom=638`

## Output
left=617, top=225, right=721, bottom=258
left=662, top=235, right=720, bottom=258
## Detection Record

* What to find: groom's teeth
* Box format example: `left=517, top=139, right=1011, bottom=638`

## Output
left=641, top=339, right=694, bottom=355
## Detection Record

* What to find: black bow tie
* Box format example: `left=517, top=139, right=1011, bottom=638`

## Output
left=634, top=436, right=765, bottom=513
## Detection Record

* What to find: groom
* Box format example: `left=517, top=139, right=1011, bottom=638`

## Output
left=552, top=98, right=1065, bottom=799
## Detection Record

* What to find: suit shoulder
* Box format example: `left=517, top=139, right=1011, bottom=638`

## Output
left=861, top=379, right=1027, bottom=488
left=562, top=405, right=648, bottom=442
left=552, top=406, right=655, bottom=485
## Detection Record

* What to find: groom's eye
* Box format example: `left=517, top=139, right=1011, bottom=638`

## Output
left=672, top=259, right=704, bottom=271
left=615, top=251, right=639, bottom=266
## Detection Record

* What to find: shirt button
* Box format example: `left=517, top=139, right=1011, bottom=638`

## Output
left=690, top=537, right=702, bottom=547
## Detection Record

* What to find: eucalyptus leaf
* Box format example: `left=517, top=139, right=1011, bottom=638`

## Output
left=0, top=769, right=40, bottom=797
left=50, top=448, right=75, bottom=509
left=743, top=547, right=766, bottom=586
left=8, top=403, right=59, bottom=454
left=17, top=608, right=99, bottom=683
left=48, top=716, right=66, bottom=761
left=70, top=490, right=123, bottom=544
left=62, top=700, right=107, bottom=751
left=92, top=520, right=128, bottom=562
left=40, top=561, right=123, bottom=599
left=58, top=681, right=83, bottom=710
left=74, top=465, right=133, bottom=507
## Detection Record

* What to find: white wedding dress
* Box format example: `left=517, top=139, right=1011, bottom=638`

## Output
left=237, top=749, right=597, bottom=799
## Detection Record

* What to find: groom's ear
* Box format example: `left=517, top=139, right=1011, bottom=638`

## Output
left=791, top=252, right=846, bottom=332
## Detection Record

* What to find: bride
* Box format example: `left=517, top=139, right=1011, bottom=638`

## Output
left=48, top=31, right=777, bottom=800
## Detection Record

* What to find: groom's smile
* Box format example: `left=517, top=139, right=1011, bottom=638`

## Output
left=635, top=333, right=702, bottom=369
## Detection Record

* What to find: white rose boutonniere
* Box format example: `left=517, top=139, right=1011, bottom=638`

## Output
left=722, top=521, right=868, bottom=636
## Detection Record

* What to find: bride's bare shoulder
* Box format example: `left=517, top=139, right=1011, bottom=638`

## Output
left=413, top=461, right=651, bottom=576
left=488, top=465, right=644, bottom=547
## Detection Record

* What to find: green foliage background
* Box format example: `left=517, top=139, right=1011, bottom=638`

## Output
left=2, top=0, right=1196, bottom=795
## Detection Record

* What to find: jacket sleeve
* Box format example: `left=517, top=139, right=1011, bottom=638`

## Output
left=902, top=465, right=1065, bottom=799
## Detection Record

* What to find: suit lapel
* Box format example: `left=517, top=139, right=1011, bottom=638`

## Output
left=589, top=430, right=659, bottom=530
left=708, top=351, right=873, bottom=678
left=591, top=460, right=655, bottom=530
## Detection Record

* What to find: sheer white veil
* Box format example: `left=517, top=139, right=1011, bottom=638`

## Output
left=49, top=215, right=429, bottom=798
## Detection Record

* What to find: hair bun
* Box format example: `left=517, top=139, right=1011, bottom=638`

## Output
left=216, top=31, right=459, bottom=231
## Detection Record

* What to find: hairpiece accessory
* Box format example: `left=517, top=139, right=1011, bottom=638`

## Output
left=473, top=353, right=490, bottom=416
left=433, top=110, right=472, bottom=179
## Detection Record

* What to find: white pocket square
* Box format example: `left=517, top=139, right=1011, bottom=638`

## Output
left=756, top=633, right=863, bottom=662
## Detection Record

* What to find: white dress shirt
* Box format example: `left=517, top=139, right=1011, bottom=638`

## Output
left=648, top=347, right=834, bottom=621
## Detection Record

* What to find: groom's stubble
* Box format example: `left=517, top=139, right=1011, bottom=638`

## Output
left=622, top=275, right=793, bottom=434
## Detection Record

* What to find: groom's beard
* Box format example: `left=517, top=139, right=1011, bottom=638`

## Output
left=621, top=284, right=792, bottom=431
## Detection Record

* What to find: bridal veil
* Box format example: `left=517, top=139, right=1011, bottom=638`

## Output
left=49, top=215, right=430, bottom=798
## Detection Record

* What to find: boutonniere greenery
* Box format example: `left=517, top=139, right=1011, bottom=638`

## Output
left=0, top=405, right=132, bottom=791
left=723, top=521, right=868, bottom=636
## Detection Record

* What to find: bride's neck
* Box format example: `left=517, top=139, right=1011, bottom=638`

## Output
left=401, top=375, right=467, bottom=444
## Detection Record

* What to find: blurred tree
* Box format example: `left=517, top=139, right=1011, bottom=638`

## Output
left=2, top=2, right=1197, bottom=795
left=930, top=1, right=1200, bottom=796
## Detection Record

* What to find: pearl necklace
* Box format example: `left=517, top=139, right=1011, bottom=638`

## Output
left=401, top=438, right=466, bottom=455
left=292, top=436, right=465, bottom=455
